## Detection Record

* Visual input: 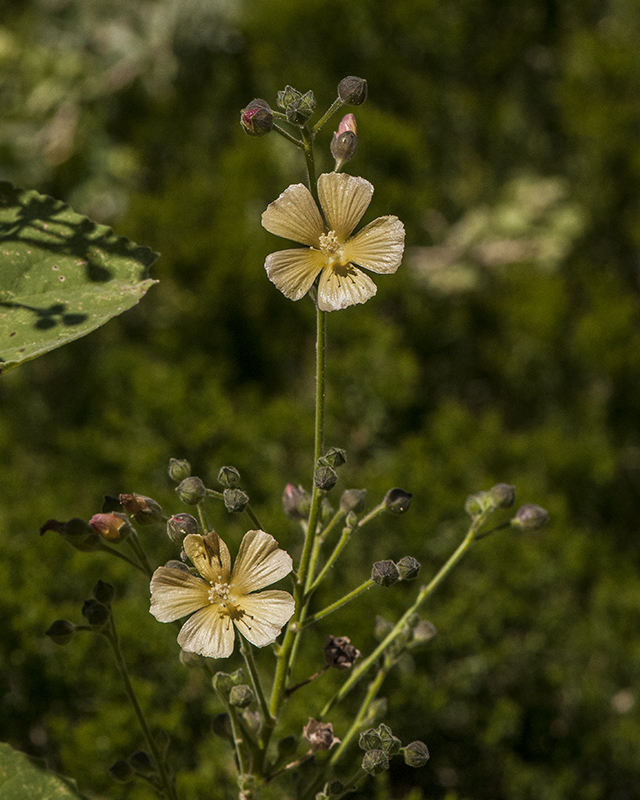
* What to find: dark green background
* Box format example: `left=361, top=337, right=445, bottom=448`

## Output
left=2, top=0, right=640, bottom=798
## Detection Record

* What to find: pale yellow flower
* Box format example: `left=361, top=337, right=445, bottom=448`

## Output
left=149, top=530, right=295, bottom=658
left=261, top=172, right=405, bottom=312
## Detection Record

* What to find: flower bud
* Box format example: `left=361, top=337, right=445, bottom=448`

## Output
left=337, top=76, right=368, bottom=105
left=321, top=447, right=347, bottom=468
left=489, top=483, right=516, bottom=509
left=339, top=489, right=366, bottom=514
left=168, top=457, right=191, bottom=482
left=240, top=99, right=274, bottom=136
left=324, top=635, right=360, bottom=670
left=39, top=518, right=101, bottom=552
left=237, top=774, right=258, bottom=796
left=359, top=728, right=382, bottom=751
left=89, top=512, right=132, bottom=544
left=176, top=476, right=207, bottom=505
left=81, top=598, right=110, bottom=629
left=374, top=615, right=394, bottom=640
left=411, top=619, right=437, bottom=644
left=314, top=465, right=338, bottom=491
left=129, top=751, right=155, bottom=777
left=119, top=493, right=164, bottom=526
left=396, top=556, right=420, bottom=581
left=320, top=496, right=334, bottom=522
left=93, top=579, right=116, bottom=605
left=331, top=115, right=358, bottom=170
left=376, top=723, right=401, bottom=755
left=384, top=488, right=412, bottom=515
left=45, top=619, right=76, bottom=645
left=223, top=487, right=249, bottom=513
left=277, top=87, right=316, bottom=125
left=229, top=684, right=254, bottom=708
left=403, top=740, right=430, bottom=768
left=212, top=669, right=245, bottom=700
left=361, top=748, right=389, bottom=775
left=179, top=648, right=205, bottom=668
left=372, top=560, right=400, bottom=587
left=167, top=513, right=199, bottom=543
left=218, top=465, right=241, bottom=488
left=303, top=718, right=340, bottom=752
left=109, top=759, right=134, bottom=783
left=511, top=503, right=549, bottom=531
left=282, top=483, right=311, bottom=520
left=464, top=491, right=489, bottom=517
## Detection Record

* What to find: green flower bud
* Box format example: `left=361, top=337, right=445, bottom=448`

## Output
left=179, top=648, right=205, bottom=668
left=361, top=748, right=389, bottom=775
left=403, top=740, right=430, bottom=767
left=396, top=556, right=420, bottom=581
left=39, top=518, right=101, bottom=552
left=511, top=503, right=549, bottom=531
left=223, top=487, right=249, bottom=513
left=464, top=491, right=490, bottom=517
left=376, top=723, right=401, bottom=755
left=282, top=483, right=311, bottom=520
left=384, top=488, right=412, bottom=515
left=93, top=579, right=116, bottom=605
left=129, top=751, right=155, bottom=777
left=168, top=457, right=192, bottom=482
left=325, top=780, right=345, bottom=796
left=359, top=728, right=382, bottom=751
left=119, top=493, right=163, bottom=526
left=337, top=76, right=368, bottom=105
left=229, top=684, right=254, bottom=708
left=176, top=476, right=207, bottom=505
left=411, top=619, right=437, bottom=644
left=489, top=483, right=516, bottom=509
left=81, top=599, right=110, bottom=629
left=240, top=99, right=274, bottom=136
left=109, top=759, right=134, bottom=783
left=314, top=465, right=338, bottom=491
left=218, top=465, right=241, bottom=488
left=340, top=489, right=366, bottom=514
left=212, top=669, right=245, bottom=700
left=45, top=619, right=76, bottom=645
left=238, top=774, right=258, bottom=796
left=167, top=513, right=198, bottom=543
left=372, top=560, right=400, bottom=587
left=89, top=512, right=132, bottom=544
left=322, top=447, right=347, bottom=468
left=287, top=90, right=316, bottom=125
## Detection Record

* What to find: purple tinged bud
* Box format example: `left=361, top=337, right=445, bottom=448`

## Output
left=89, top=512, right=132, bottom=543
left=384, top=488, right=412, bottom=514
left=240, top=99, right=274, bottom=136
left=282, top=483, right=311, bottom=520
left=337, top=76, right=368, bottom=105
left=372, top=560, right=400, bottom=587
left=167, top=513, right=198, bottom=543
left=120, top=493, right=163, bottom=525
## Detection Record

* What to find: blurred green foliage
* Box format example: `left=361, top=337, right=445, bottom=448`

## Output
left=2, top=0, right=640, bottom=798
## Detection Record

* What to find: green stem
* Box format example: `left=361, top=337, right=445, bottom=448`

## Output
left=273, top=123, right=304, bottom=148
left=301, top=580, right=373, bottom=628
left=301, top=127, right=318, bottom=202
left=305, top=507, right=346, bottom=595
left=126, top=531, right=154, bottom=578
left=245, top=504, right=265, bottom=531
left=312, top=97, right=344, bottom=135
left=241, top=640, right=275, bottom=739
left=105, top=616, right=177, bottom=800
left=196, top=501, right=210, bottom=532
left=97, top=542, right=147, bottom=574
left=321, top=514, right=488, bottom=717
left=329, top=667, right=386, bottom=767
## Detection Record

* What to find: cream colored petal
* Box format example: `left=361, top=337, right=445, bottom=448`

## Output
left=149, top=566, right=210, bottom=622
left=262, top=183, right=326, bottom=246
left=317, top=264, right=377, bottom=312
left=343, top=216, right=405, bottom=274
left=177, top=605, right=236, bottom=658
left=234, top=590, right=295, bottom=648
left=184, top=532, right=231, bottom=583
left=231, top=530, right=293, bottom=594
left=317, top=173, right=373, bottom=241
left=265, top=248, right=325, bottom=301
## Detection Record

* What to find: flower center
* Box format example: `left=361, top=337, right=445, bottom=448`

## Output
left=319, top=230, right=347, bottom=267
left=208, top=580, right=245, bottom=620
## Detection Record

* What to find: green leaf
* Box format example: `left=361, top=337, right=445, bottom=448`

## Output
left=0, top=182, right=158, bottom=373
left=0, top=742, right=84, bottom=799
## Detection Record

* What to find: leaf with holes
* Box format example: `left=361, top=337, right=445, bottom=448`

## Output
left=0, top=182, right=158, bottom=373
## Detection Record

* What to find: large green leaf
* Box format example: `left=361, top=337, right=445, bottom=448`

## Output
left=0, top=743, right=84, bottom=799
left=0, top=183, right=158, bottom=373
